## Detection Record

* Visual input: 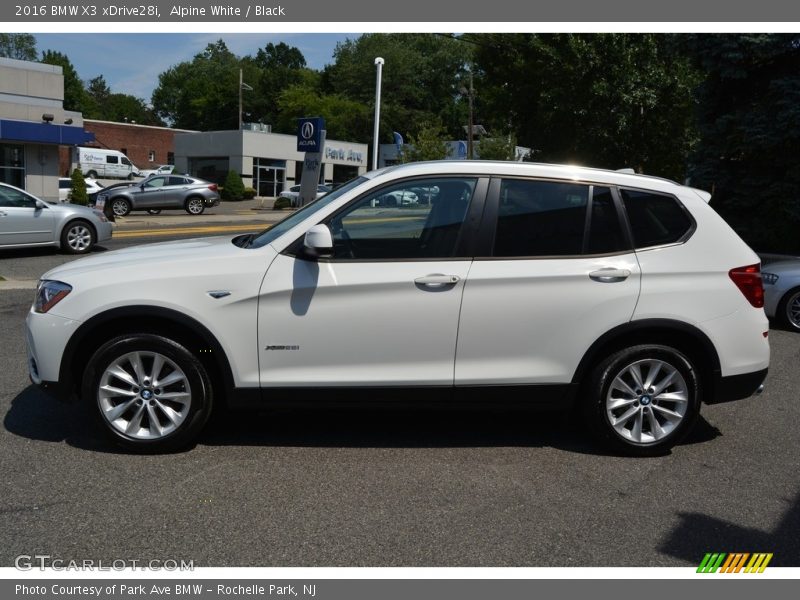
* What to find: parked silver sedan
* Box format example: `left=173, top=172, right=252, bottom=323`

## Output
left=99, top=174, right=220, bottom=217
left=0, top=182, right=112, bottom=254
left=762, top=259, right=800, bottom=331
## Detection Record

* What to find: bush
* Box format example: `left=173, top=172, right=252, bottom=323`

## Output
left=221, top=170, right=245, bottom=201
left=273, top=196, right=292, bottom=210
left=69, top=167, right=88, bottom=205
left=243, top=187, right=256, bottom=200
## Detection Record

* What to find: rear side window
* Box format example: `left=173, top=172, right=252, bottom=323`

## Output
left=168, top=176, right=188, bottom=186
left=494, top=179, right=589, bottom=256
left=621, top=189, right=693, bottom=249
left=106, top=156, right=118, bottom=164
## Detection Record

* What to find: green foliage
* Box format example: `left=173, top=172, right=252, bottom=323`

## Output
left=403, top=122, right=449, bottom=162
left=0, top=33, right=37, bottom=61
left=41, top=50, right=90, bottom=114
left=243, top=187, right=257, bottom=199
left=84, top=75, right=162, bottom=125
left=221, top=170, right=245, bottom=201
left=69, top=168, right=88, bottom=206
left=273, top=196, right=292, bottom=210
left=476, top=135, right=520, bottom=161
left=472, top=33, right=700, bottom=180
left=684, top=34, right=800, bottom=253
left=276, top=85, right=371, bottom=141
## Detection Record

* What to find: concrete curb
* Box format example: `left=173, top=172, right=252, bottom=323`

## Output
left=0, top=279, right=38, bottom=290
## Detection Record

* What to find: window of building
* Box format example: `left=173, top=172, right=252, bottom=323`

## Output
left=148, top=150, right=156, bottom=162
left=0, top=144, right=26, bottom=189
left=188, top=157, right=229, bottom=185
left=167, top=152, right=174, bottom=165
left=620, top=189, right=693, bottom=249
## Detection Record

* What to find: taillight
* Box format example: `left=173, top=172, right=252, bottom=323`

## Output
left=729, top=264, right=764, bottom=308
left=208, top=184, right=218, bottom=192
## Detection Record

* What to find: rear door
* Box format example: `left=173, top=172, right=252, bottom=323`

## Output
left=162, top=176, right=192, bottom=207
left=455, top=178, right=641, bottom=386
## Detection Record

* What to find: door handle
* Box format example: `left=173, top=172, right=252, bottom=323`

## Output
left=414, top=274, right=460, bottom=288
left=589, top=268, right=631, bottom=283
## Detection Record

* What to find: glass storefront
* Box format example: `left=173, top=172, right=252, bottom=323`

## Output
left=253, top=158, right=286, bottom=197
left=188, top=157, right=229, bottom=185
left=0, top=144, right=25, bottom=188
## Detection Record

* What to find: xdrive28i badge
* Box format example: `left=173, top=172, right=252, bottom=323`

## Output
left=265, top=345, right=300, bottom=351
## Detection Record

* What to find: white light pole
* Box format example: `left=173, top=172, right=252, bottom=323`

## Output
left=238, top=68, right=253, bottom=131
left=372, top=57, right=384, bottom=171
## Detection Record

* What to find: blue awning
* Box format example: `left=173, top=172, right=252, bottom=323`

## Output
left=0, top=118, right=94, bottom=145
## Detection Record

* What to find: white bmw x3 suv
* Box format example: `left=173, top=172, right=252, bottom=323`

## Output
left=26, top=161, right=769, bottom=455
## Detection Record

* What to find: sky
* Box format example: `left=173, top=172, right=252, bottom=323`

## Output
left=33, top=33, right=356, bottom=103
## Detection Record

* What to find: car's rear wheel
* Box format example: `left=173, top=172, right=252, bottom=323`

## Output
left=86, top=170, right=98, bottom=179
left=60, top=219, right=96, bottom=254
left=84, top=334, right=213, bottom=453
left=777, top=287, right=800, bottom=331
left=185, top=197, right=205, bottom=215
left=583, top=345, right=701, bottom=456
left=111, top=197, right=131, bottom=217
left=146, top=209, right=162, bottom=215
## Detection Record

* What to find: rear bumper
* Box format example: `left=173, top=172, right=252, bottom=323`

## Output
left=709, top=368, right=768, bottom=404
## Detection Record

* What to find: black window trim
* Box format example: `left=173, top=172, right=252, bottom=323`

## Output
left=616, top=185, right=697, bottom=251
left=476, top=175, right=636, bottom=261
left=283, top=174, right=490, bottom=263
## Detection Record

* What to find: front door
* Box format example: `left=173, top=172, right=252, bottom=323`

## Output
left=257, top=177, right=484, bottom=387
left=0, top=186, right=54, bottom=246
left=134, top=176, right=167, bottom=209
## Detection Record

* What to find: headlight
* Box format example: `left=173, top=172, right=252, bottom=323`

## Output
left=762, top=272, right=779, bottom=285
left=34, top=280, right=72, bottom=313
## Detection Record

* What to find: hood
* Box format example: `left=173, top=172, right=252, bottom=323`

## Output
left=42, top=235, right=248, bottom=281
left=761, top=259, right=800, bottom=275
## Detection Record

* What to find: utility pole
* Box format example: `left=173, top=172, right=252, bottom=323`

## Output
left=238, top=69, right=253, bottom=131
left=372, top=57, right=384, bottom=171
left=467, top=71, right=474, bottom=160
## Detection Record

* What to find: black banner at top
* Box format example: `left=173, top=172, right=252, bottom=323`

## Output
left=3, top=0, right=800, bottom=22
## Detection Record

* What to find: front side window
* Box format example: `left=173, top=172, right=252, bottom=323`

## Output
left=327, top=178, right=476, bottom=260
left=494, top=179, right=589, bottom=257
left=0, top=186, right=37, bottom=208
left=621, top=189, right=693, bottom=249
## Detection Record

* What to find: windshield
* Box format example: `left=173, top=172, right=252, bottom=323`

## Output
left=247, top=176, right=368, bottom=249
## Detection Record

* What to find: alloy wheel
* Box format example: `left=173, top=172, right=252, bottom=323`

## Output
left=65, top=224, right=92, bottom=252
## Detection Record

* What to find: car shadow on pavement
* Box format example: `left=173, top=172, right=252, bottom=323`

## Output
left=5, top=385, right=722, bottom=457
left=0, top=245, right=110, bottom=260
left=658, top=491, right=800, bottom=566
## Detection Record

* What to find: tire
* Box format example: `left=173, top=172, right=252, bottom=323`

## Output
left=776, top=286, right=800, bottom=331
left=83, top=334, right=213, bottom=453
left=582, top=345, right=701, bottom=456
left=146, top=209, right=162, bottom=215
left=185, top=196, right=205, bottom=215
left=111, top=197, right=131, bottom=217
left=86, top=170, right=98, bottom=179
left=127, top=173, right=134, bottom=181
left=60, top=219, right=96, bottom=254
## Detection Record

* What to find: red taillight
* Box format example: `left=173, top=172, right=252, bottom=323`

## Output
left=729, top=264, right=764, bottom=308
left=208, top=184, right=218, bottom=192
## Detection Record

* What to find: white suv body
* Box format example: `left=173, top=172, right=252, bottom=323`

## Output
left=26, top=161, right=769, bottom=454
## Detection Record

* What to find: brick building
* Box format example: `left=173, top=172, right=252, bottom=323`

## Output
left=59, top=120, right=196, bottom=175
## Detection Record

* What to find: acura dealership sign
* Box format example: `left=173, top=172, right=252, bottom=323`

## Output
left=297, top=117, right=324, bottom=152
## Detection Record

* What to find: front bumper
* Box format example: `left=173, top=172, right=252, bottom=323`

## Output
left=26, top=309, right=81, bottom=402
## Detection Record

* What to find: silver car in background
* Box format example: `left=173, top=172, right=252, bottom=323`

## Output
left=0, top=182, right=112, bottom=254
left=762, top=259, right=800, bottom=330
left=99, top=174, right=220, bottom=217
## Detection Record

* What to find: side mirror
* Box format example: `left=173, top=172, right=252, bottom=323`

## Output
left=35, top=199, right=48, bottom=210
left=303, top=224, right=333, bottom=258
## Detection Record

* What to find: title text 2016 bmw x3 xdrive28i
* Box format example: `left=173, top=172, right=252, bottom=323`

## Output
left=26, top=162, right=769, bottom=455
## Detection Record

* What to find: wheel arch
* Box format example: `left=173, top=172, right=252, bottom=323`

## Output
left=571, top=319, right=722, bottom=403
left=60, top=305, right=235, bottom=405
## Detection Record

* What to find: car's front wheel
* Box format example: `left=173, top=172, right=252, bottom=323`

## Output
left=777, top=286, right=800, bottom=331
left=83, top=334, right=213, bottom=453
left=146, top=209, right=162, bottom=215
left=583, top=345, right=701, bottom=456
left=60, top=219, right=96, bottom=254
left=111, top=197, right=131, bottom=217
left=185, top=197, right=205, bottom=215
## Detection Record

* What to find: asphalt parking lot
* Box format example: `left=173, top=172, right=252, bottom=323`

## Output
left=1, top=237, right=798, bottom=567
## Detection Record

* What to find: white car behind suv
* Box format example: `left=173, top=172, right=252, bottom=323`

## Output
left=26, top=161, right=769, bottom=454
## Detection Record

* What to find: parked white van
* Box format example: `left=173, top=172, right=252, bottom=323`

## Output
left=73, top=147, right=140, bottom=180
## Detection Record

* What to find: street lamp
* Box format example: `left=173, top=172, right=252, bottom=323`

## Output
left=238, top=68, right=253, bottom=131
left=372, top=57, right=384, bottom=171
left=459, top=71, right=475, bottom=160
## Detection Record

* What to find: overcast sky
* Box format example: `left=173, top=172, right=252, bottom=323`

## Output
left=34, top=33, right=355, bottom=103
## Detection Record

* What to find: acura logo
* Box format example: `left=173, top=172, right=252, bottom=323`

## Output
left=301, top=122, right=315, bottom=140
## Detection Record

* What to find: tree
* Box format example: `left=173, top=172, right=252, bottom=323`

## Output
left=322, top=34, right=472, bottom=141
left=403, top=121, right=448, bottom=162
left=275, top=84, right=372, bottom=142
left=684, top=34, right=800, bottom=253
left=221, top=170, right=245, bottom=201
left=0, top=33, right=37, bottom=61
left=40, top=50, right=90, bottom=113
left=152, top=40, right=241, bottom=130
left=476, top=135, right=520, bottom=161
left=472, top=33, right=700, bottom=180
left=83, top=75, right=163, bottom=125
left=69, top=168, right=88, bottom=205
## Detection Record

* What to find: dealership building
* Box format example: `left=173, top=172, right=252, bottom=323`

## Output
left=0, top=57, right=93, bottom=201
left=174, top=127, right=368, bottom=195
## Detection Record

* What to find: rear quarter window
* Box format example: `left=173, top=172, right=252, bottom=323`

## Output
left=620, top=189, right=693, bottom=249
